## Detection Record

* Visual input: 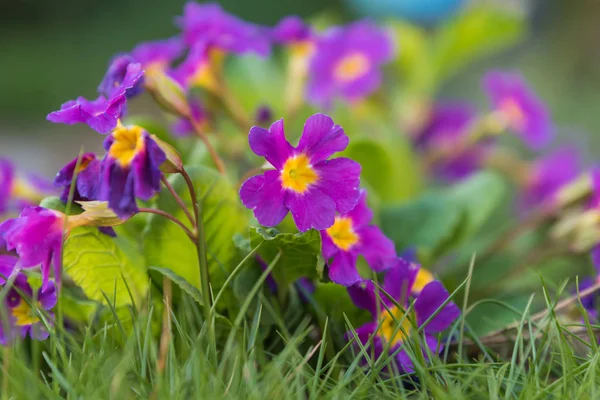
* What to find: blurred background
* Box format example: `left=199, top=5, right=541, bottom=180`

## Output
left=1, top=0, right=600, bottom=176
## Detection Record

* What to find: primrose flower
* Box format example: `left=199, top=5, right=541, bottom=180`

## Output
left=99, top=123, right=166, bottom=218
left=0, top=159, right=54, bottom=216
left=483, top=70, right=553, bottom=150
left=130, top=37, right=185, bottom=73
left=98, top=56, right=145, bottom=99
left=47, top=63, right=144, bottom=134
left=273, top=16, right=313, bottom=46
left=321, top=190, right=395, bottom=286
left=0, top=274, right=57, bottom=344
left=171, top=41, right=223, bottom=92
left=177, top=2, right=270, bottom=56
left=0, top=255, right=17, bottom=282
left=416, top=102, right=491, bottom=181
left=347, top=259, right=460, bottom=371
left=240, top=113, right=361, bottom=232
left=307, top=21, right=394, bottom=108
left=54, top=153, right=101, bottom=203
left=0, top=207, right=65, bottom=289
left=519, top=147, right=581, bottom=212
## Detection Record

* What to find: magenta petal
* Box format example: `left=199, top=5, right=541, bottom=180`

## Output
left=297, top=114, right=349, bottom=163
left=382, top=259, right=418, bottom=304
left=320, top=230, right=339, bottom=260
left=346, top=190, right=373, bottom=226
left=285, top=187, right=336, bottom=232
left=39, top=281, right=58, bottom=310
left=356, top=226, right=396, bottom=272
left=328, top=251, right=360, bottom=286
left=239, top=171, right=288, bottom=227
left=248, top=120, right=294, bottom=170
left=314, top=158, right=361, bottom=214
left=347, top=280, right=378, bottom=316
left=414, top=281, right=461, bottom=334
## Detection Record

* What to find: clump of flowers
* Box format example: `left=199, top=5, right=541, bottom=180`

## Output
left=4, top=1, right=600, bottom=387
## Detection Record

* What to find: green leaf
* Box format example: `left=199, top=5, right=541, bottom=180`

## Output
left=381, top=193, right=462, bottom=256
left=148, top=266, right=204, bottom=306
left=431, top=6, right=526, bottom=82
left=143, top=165, right=248, bottom=291
left=63, top=227, right=149, bottom=307
left=448, top=171, right=509, bottom=243
left=249, top=227, right=323, bottom=288
left=343, top=137, right=422, bottom=204
left=312, top=282, right=370, bottom=326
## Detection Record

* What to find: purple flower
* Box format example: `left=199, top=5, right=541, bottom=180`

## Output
left=0, top=255, right=17, bottom=283
left=321, top=190, right=395, bottom=286
left=588, top=168, right=600, bottom=210
left=47, top=63, right=144, bottom=134
left=272, top=16, right=313, bottom=45
left=416, top=102, right=490, bottom=181
left=176, top=2, right=270, bottom=57
left=130, top=37, right=185, bottom=72
left=483, top=70, right=553, bottom=150
left=54, top=153, right=102, bottom=203
left=0, top=206, right=65, bottom=289
left=0, top=274, right=57, bottom=344
left=254, top=105, right=273, bottom=126
left=1, top=159, right=55, bottom=216
left=99, top=123, right=166, bottom=219
left=347, top=259, right=460, bottom=372
left=519, top=147, right=581, bottom=212
left=307, top=21, right=394, bottom=108
left=170, top=42, right=222, bottom=92
left=239, top=113, right=361, bottom=232
left=98, top=56, right=145, bottom=99
left=171, top=98, right=208, bottom=137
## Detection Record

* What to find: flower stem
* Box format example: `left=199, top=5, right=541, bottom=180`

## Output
left=161, top=175, right=195, bottom=226
left=138, top=208, right=196, bottom=242
left=156, top=276, right=172, bottom=375
left=189, top=118, right=227, bottom=175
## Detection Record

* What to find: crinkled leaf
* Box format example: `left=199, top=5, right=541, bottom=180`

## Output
left=143, top=165, right=247, bottom=292
left=249, top=227, right=323, bottom=288
left=63, top=227, right=149, bottom=307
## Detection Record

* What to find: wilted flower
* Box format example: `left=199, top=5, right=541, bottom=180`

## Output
left=416, top=102, right=491, bottom=181
left=307, top=21, right=394, bottom=108
left=0, top=274, right=57, bottom=344
left=483, top=70, right=553, bottom=150
left=177, top=2, right=270, bottom=56
left=1, top=159, right=55, bottom=215
left=47, top=63, right=144, bottom=134
left=519, top=147, right=581, bottom=212
left=347, top=259, right=460, bottom=371
left=99, top=123, right=166, bottom=218
left=54, top=153, right=101, bottom=203
left=321, top=190, right=395, bottom=286
left=0, top=207, right=65, bottom=288
left=240, top=113, right=361, bottom=232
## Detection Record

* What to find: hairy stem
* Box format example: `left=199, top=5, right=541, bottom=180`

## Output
left=161, top=175, right=195, bottom=226
left=138, top=208, right=196, bottom=242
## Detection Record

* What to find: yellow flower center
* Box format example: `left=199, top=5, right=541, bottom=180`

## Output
left=109, top=124, right=146, bottom=168
left=11, top=179, right=43, bottom=204
left=280, top=154, right=318, bottom=194
left=11, top=299, right=40, bottom=327
left=326, top=216, right=359, bottom=251
left=291, top=41, right=315, bottom=59
left=192, top=49, right=224, bottom=93
left=379, top=306, right=412, bottom=347
left=499, top=98, right=526, bottom=131
left=334, top=52, right=371, bottom=82
left=412, top=268, right=434, bottom=294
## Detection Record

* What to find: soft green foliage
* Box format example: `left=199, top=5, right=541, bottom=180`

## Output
left=249, top=227, right=324, bottom=288
left=143, top=166, right=247, bottom=289
left=63, top=227, right=149, bottom=307
left=382, top=171, right=508, bottom=261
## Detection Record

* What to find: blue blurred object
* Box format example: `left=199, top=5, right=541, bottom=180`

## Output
left=345, top=0, right=464, bottom=24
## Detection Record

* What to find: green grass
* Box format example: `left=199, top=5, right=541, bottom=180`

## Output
left=2, top=269, right=600, bottom=399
